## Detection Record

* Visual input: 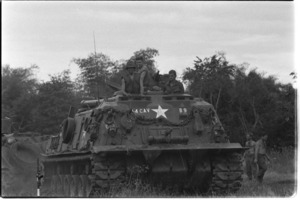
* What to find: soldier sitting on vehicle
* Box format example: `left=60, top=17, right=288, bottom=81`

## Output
left=119, top=60, right=140, bottom=96
left=163, top=70, right=184, bottom=94
left=136, top=56, right=150, bottom=94
left=135, top=56, right=161, bottom=94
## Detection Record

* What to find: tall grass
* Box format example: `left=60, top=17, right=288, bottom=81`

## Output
left=94, top=147, right=296, bottom=197
left=268, top=146, right=295, bottom=174
left=2, top=147, right=296, bottom=197
left=232, top=146, right=296, bottom=197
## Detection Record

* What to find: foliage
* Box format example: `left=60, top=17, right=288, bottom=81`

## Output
left=183, top=53, right=235, bottom=113
left=1, top=50, right=295, bottom=148
left=129, top=47, right=159, bottom=74
left=72, top=48, right=160, bottom=98
left=236, top=147, right=295, bottom=197
left=72, top=53, right=118, bottom=98
left=93, top=148, right=295, bottom=198
left=183, top=53, right=296, bottom=147
left=289, top=71, right=297, bottom=80
left=1, top=65, right=39, bottom=131
left=231, top=69, right=296, bottom=146
left=1, top=51, right=296, bottom=197
left=32, top=70, right=76, bottom=135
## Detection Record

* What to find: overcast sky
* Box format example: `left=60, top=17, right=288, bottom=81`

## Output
left=2, top=1, right=294, bottom=84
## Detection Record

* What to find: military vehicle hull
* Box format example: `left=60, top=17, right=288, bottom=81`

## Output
left=41, top=94, right=245, bottom=197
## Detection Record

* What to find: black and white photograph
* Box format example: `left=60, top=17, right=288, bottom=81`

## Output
left=2, top=0, right=296, bottom=198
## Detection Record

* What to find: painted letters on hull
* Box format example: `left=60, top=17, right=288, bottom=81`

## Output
left=132, top=108, right=150, bottom=114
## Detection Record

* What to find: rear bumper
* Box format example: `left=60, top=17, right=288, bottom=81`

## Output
left=41, top=143, right=246, bottom=159
left=92, top=143, right=246, bottom=153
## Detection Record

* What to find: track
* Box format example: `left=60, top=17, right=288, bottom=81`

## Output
left=41, top=154, right=93, bottom=197
left=211, top=152, right=243, bottom=194
left=42, top=152, right=127, bottom=197
left=42, top=151, right=244, bottom=197
left=89, top=152, right=127, bottom=196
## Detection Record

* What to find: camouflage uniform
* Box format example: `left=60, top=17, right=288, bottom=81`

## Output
left=245, top=140, right=257, bottom=180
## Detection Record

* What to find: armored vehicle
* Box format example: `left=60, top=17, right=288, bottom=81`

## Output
left=41, top=91, right=245, bottom=197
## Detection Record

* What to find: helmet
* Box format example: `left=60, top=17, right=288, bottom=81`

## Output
left=125, top=60, right=136, bottom=69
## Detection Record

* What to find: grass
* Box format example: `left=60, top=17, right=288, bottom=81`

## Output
left=94, top=147, right=297, bottom=198
left=2, top=147, right=296, bottom=197
left=233, top=147, right=296, bottom=197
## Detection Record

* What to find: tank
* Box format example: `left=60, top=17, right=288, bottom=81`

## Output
left=41, top=91, right=245, bottom=197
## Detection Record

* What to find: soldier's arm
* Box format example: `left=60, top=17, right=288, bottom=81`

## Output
left=121, top=78, right=128, bottom=96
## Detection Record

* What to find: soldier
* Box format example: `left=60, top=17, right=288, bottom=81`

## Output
left=120, top=60, right=140, bottom=95
left=164, top=70, right=184, bottom=94
left=135, top=56, right=150, bottom=95
left=244, top=132, right=257, bottom=180
left=135, top=56, right=162, bottom=94
left=254, top=133, right=270, bottom=183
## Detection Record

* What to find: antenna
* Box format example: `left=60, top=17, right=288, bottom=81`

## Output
left=93, top=31, right=100, bottom=100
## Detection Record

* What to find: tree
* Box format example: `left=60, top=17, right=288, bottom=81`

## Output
left=33, top=70, right=76, bottom=135
left=289, top=71, right=297, bottom=80
left=1, top=65, right=39, bottom=131
left=183, top=53, right=235, bottom=113
left=72, top=53, right=118, bottom=98
left=72, top=48, right=160, bottom=98
left=183, top=53, right=296, bottom=147
left=129, top=47, right=159, bottom=74
left=111, top=47, right=160, bottom=84
left=230, top=68, right=296, bottom=146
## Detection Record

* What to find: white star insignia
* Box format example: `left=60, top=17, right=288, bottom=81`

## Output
left=152, top=105, right=168, bottom=118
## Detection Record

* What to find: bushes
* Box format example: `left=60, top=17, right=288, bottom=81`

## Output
left=268, top=146, right=295, bottom=174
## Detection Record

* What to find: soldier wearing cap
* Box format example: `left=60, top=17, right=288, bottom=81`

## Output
left=164, top=70, right=184, bottom=94
left=244, top=132, right=257, bottom=180
left=120, top=60, right=140, bottom=95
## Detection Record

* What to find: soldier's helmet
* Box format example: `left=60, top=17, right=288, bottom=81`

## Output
left=169, top=70, right=177, bottom=77
left=125, top=60, right=136, bottom=69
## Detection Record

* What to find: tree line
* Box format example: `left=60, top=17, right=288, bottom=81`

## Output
left=1, top=48, right=296, bottom=149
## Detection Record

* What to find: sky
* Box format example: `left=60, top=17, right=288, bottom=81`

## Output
left=2, top=1, right=295, bottom=84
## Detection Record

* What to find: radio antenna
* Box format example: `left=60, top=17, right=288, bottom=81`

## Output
left=93, top=31, right=100, bottom=100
